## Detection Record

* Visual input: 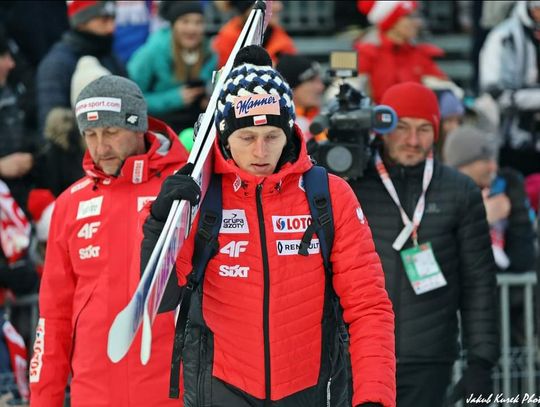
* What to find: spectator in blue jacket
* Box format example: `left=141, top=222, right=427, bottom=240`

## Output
left=128, top=1, right=217, bottom=133
left=36, top=1, right=126, bottom=136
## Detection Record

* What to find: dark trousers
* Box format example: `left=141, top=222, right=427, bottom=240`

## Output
left=397, top=362, right=453, bottom=407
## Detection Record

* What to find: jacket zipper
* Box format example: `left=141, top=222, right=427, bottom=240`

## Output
left=256, top=184, right=272, bottom=405
left=197, top=331, right=207, bottom=407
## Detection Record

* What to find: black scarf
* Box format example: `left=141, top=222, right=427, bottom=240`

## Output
left=62, top=29, right=114, bottom=57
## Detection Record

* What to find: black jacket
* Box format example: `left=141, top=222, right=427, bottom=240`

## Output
left=351, top=155, right=500, bottom=366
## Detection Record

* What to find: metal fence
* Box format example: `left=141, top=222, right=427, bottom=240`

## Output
left=3, top=271, right=538, bottom=405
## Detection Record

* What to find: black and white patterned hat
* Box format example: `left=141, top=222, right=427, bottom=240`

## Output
left=215, top=45, right=296, bottom=145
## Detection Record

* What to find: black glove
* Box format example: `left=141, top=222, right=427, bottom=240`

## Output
left=151, top=162, right=200, bottom=222
left=448, top=361, right=494, bottom=405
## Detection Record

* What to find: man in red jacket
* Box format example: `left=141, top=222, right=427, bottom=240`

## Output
left=29, top=76, right=189, bottom=406
left=142, top=45, right=396, bottom=407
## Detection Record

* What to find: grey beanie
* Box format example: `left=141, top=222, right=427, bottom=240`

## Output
left=75, top=75, right=148, bottom=134
left=443, top=125, right=498, bottom=167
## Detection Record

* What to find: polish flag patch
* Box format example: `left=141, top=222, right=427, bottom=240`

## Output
left=87, top=111, right=99, bottom=121
left=253, top=115, right=267, bottom=126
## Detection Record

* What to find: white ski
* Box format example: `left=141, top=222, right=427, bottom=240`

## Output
left=107, top=0, right=272, bottom=365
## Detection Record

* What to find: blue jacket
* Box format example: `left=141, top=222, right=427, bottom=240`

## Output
left=36, top=30, right=126, bottom=135
left=127, top=27, right=217, bottom=115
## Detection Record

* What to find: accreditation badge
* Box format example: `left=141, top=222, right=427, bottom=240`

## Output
left=400, top=242, right=447, bottom=295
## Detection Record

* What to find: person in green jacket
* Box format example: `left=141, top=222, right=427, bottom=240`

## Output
left=128, top=1, right=217, bottom=133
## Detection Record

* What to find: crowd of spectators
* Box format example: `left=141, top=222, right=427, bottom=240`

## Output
left=0, top=0, right=537, bottom=405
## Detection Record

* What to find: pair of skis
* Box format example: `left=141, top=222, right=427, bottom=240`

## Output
left=107, top=0, right=272, bottom=365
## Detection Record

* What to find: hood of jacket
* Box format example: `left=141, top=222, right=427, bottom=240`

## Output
left=83, top=116, right=188, bottom=183
left=213, top=123, right=313, bottom=196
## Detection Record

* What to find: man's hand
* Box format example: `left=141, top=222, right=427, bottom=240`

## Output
left=482, top=189, right=511, bottom=225
left=150, top=163, right=200, bottom=222
left=0, top=152, right=34, bottom=179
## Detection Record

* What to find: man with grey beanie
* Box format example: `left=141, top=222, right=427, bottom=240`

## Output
left=29, top=75, right=189, bottom=407
left=444, top=125, right=536, bottom=273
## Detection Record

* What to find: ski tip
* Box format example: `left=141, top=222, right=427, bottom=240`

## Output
left=107, top=337, right=128, bottom=363
left=140, top=314, right=153, bottom=365
left=107, top=311, right=137, bottom=363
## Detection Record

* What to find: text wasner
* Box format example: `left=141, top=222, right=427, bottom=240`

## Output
left=236, top=95, right=277, bottom=115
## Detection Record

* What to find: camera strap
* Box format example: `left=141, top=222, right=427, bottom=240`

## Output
left=374, top=151, right=434, bottom=251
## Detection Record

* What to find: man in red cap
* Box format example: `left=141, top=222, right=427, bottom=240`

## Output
left=354, top=0, right=448, bottom=103
left=350, top=82, right=500, bottom=406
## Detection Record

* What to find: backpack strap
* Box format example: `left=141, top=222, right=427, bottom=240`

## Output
left=169, top=174, right=222, bottom=398
left=299, top=166, right=334, bottom=274
left=300, top=166, right=348, bottom=343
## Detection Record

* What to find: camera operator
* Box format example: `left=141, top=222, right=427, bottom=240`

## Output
left=479, top=1, right=540, bottom=176
left=345, top=82, right=499, bottom=406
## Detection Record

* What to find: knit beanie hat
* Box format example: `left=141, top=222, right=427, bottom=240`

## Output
left=75, top=75, right=148, bottom=134
left=357, top=0, right=418, bottom=31
left=443, top=125, right=498, bottom=168
left=215, top=45, right=296, bottom=146
left=438, top=90, right=464, bottom=120
left=276, top=54, right=321, bottom=89
left=380, top=82, right=440, bottom=139
left=70, top=56, right=112, bottom=108
left=67, top=1, right=116, bottom=28
left=159, top=1, right=203, bottom=24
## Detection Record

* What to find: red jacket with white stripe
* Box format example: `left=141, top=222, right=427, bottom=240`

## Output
left=176, top=127, right=396, bottom=407
left=29, top=118, right=188, bottom=407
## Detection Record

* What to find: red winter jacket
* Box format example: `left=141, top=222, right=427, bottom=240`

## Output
left=355, top=31, right=447, bottom=103
left=29, top=118, right=188, bottom=407
left=212, top=16, right=296, bottom=68
left=176, top=127, right=396, bottom=406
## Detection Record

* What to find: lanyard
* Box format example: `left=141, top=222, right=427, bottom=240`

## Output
left=375, top=151, right=434, bottom=250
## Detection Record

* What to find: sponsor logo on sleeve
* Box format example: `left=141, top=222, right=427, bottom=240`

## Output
left=76, top=196, right=103, bottom=220
left=220, top=210, right=249, bottom=233
left=218, top=265, right=249, bottom=278
left=276, top=239, right=320, bottom=256
left=272, top=215, right=312, bottom=233
left=29, top=318, right=45, bottom=383
left=137, top=196, right=156, bottom=212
